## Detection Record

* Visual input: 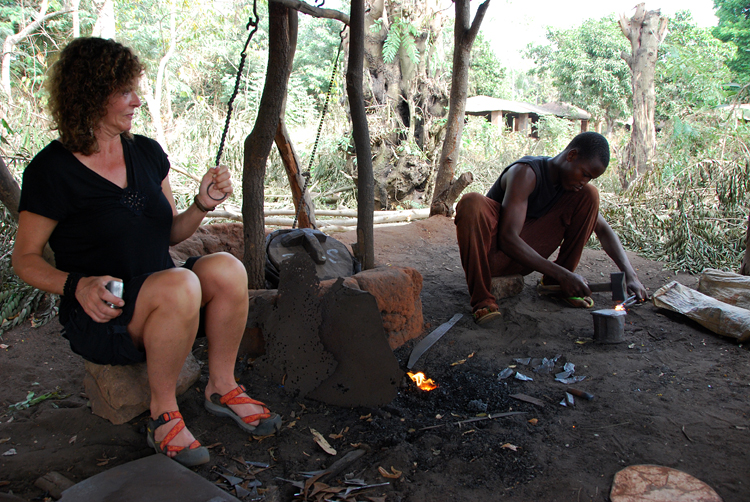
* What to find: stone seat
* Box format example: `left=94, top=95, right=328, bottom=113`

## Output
left=83, top=354, right=201, bottom=425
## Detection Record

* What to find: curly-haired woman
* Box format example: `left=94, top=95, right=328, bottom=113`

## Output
left=12, top=37, right=281, bottom=467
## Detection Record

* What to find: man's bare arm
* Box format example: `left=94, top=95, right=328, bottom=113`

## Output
left=594, top=214, right=647, bottom=300
left=498, top=164, right=591, bottom=298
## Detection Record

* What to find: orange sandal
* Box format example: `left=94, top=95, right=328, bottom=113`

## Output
left=473, top=306, right=502, bottom=325
left=146, top=411, right=209, bottom=467
left=204, top=385, right=282, bottom=436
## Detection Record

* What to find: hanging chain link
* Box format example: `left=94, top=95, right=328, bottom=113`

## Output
left=208, top=0, right=260, bottom=202
left=293, top=28, right=346, bottom=229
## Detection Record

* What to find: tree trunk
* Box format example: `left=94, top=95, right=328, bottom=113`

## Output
left=92, top=0, right=115, bottom=39
left=618, top=3, right=667, bottom=189
left=355, top=0, right=449, bottom=210
left=141, top=0, right=176, bottom=151
left=428, top=0, right=490, bottom=217
left=242, top=2, right=292, bottom=288
left=0, top=155, right=20, bottom=222
left=347, top=0, right=374, bottom=270
left=63, top=0, right=81, bottom=37
left=741, top=213, right=750, bottom=275
left=1, top=6, right=66, bottom=101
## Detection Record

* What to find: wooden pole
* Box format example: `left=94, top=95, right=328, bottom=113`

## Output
left=242, top=2, right=292, bottom=288
left=346, top=0, right=374, bottom=269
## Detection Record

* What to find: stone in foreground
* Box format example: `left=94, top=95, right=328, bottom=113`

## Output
left=59, top=454, right=240, bottom=501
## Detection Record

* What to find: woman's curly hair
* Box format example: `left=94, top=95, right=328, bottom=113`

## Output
left=46, top=37, right=144, bottom=155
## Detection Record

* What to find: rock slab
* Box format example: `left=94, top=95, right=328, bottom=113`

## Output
left=59, top=454, right=240, bottom=502
left=610, top=465, right=723, bottom=502
left=83, top=354, right=201, bottom=425
left=491, top=274, right=525, bottom=300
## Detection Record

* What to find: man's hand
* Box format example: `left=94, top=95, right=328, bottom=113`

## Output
left=626, top=273, right=648, bottom=302
left=556, top=270, right=592, bottom=298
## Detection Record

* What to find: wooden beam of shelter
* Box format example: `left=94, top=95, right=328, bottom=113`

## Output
left=272, top=0, right=349, bottom=25
left=275, top=120, right=316, bottom=229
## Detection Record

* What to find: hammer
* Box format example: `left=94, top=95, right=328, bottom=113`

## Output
left=537, top=272, right=626, bottom=302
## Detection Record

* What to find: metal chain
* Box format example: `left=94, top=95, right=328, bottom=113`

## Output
left=208, top=0, right=260, bottom=202
left=293, top=30, right=345, bottom=229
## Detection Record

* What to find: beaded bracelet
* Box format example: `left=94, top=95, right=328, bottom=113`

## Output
left=63, top=272, right=84, bottom=298
left=193, top=194, right=211, bottom=213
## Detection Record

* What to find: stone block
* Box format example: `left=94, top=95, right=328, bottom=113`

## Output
left=491, top=274, right=525, bottom=300
left=83, top=354, right=201, bottom=425
left=351, top=266, right=424, bottom=349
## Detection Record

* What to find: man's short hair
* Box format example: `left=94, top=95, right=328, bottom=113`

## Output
left=566, top=132, right=610, bottom=167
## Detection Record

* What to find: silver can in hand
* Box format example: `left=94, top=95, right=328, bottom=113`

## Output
left=105, top=280, right=123, bottom=308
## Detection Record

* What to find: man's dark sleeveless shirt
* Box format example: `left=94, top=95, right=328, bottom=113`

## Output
left=18, top=135, right=175, bottom=321
left=485, top=155, right=564, bottom=219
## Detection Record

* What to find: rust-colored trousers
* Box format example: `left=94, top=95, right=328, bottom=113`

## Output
left=454, top=184, right=599, bottom=311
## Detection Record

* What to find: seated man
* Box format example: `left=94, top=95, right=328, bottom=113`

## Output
left=455, top=132, right=647, bottom=324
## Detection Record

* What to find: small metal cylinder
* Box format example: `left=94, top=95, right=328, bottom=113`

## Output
left=591, top=308, right=626, bottom=344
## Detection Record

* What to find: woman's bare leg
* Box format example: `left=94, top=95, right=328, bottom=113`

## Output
left=190, top=253, right=266, bottom=423
left=128, top=267, right=202, bottom=455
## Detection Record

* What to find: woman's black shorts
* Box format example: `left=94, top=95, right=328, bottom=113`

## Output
left=61, top=257, right=202, bottom=366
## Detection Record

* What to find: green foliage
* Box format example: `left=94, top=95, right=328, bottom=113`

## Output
left=292, top=16, right=343, bottom=112
left=468, top=32, right=507, bottom=98
left=8, top=387, right=69, bottom=411
left=382, top=17, right=420, bottom=65
left=600, top=115, right=750, bottom=273
left=527, top=16, right=631, bottom=129
left=713, top=0, right=750, bottom=82
left=0, top=206, right=58, bottom=336
left=657, top=11, right=735, bottom=121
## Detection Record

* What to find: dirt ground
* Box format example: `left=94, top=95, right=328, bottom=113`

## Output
left=1, top=215, right=748, bottom=502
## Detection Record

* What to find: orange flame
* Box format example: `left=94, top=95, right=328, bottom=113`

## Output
left=407, top=371, right=438, bottom=391
left=614, top=304, right=625, bottom=311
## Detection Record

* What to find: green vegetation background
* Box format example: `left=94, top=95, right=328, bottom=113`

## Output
left=1, top=0, right=750, bottom=333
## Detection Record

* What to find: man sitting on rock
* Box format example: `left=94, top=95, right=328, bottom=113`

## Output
left=455, top=131, right=647, bottom=324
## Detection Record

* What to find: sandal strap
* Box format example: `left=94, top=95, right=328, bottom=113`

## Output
left=219, top=385, right=267, bottom=408
left=153, top=411, right=202, bottom=452
left=241, top=412, right=273, bottom=425
left=153, top=410, right=183, bottom=428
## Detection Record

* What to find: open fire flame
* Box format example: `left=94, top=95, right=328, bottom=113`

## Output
left=407, top=371, right=438, bottom=391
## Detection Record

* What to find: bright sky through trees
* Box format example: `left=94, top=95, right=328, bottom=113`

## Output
left=481, top=0, right=719, bottom=68
left=323, top=0, right=718, bottom=69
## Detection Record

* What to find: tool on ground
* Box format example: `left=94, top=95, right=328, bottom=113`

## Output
left=591, top=308, right=626, bottom=344
left=565, top=387, right=595, bottom=400
left=537, top=272, right=626, bottom=302
left=407, top=313, right=463, bottom=369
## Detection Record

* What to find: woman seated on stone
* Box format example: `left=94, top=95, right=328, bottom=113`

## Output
left=12, top=37, right=281, bottom=467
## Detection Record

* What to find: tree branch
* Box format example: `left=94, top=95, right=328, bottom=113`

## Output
left=466, top=0, right=490, bottom=43
left=271, top=0, right=349, bottom=25
left=5, top=10, right=68, bottom=47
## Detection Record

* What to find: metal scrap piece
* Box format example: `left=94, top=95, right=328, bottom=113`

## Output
left=407, top=313, right=463, bottom=369
left=498, top=368, right=514, bottom=380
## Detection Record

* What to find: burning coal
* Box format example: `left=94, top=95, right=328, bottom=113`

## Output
left=407, top=371, right=438, bottom=391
